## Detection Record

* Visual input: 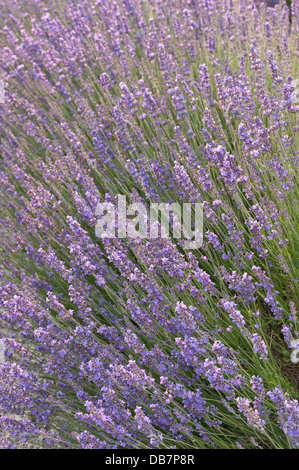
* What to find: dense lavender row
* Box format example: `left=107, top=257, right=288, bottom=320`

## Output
left=0, top=0, right=299, bottom=449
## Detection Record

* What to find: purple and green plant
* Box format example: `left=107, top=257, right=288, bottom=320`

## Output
left=0, top=0, right=299, bottom=449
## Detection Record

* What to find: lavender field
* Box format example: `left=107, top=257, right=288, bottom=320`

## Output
left=0, top=0, right=299, bottom=450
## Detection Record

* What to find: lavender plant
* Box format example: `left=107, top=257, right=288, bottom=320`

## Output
left=0, top=0, right=299, bottom=449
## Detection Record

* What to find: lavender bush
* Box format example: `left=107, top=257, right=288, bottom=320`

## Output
left=0, top=0, right=299, bottom=449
